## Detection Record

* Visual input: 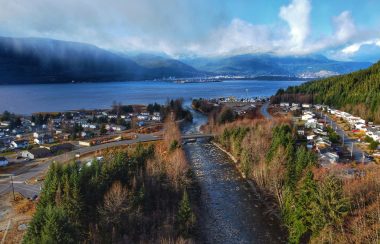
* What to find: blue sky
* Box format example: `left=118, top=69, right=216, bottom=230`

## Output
left=0, top=0, right=379, bottom=61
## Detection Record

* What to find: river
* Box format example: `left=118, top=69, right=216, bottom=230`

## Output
left=182, top=109, right=285, bottom=243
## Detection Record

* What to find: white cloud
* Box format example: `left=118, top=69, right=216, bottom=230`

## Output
left=342, top=43, right=362, bottom=54
left=333, top=11, right=356, bottom=42
left=279, top=0, right=311, bottom=49
left=0, top=0, right=378, bottom=58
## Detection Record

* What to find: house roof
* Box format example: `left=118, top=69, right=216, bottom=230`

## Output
left=29, top=148, right=52, bottom=158
left=13, top=139, right=28, bottom=144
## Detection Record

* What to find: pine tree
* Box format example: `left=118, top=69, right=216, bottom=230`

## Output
left=40, top=206, right=76, bottom=244
left=177, top=190, right=195, bottom=236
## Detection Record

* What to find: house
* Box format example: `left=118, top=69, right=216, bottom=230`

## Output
left=11, top=139, right=29, bottom=149
left=47, top=143, right=75, bottom=154
left=302, top=114, right=314, bottom=121
left=280, top=102, right=290, bottom=107
left=319, top=151, right=339, bottom=165
left=302, top=103, right=311, bottom=108
left=21, top=148, right=52, bottom=160
left=297, top=129, right=305, bottom=136
left=34, top=135, right=54, bottom=145
left=33, top=132, right=47, bottom=138
left=152, top=115, right=162, bottom=121
left=307, top=134, right=316, bottom=141
left=137, top=115, right=149, bottom=121
left=0, top=121, right=10, bottom=127
left=0, top=157, right=8, bottom=166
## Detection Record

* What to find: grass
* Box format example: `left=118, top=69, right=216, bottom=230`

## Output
left=0, top=151, right=16, bottom=157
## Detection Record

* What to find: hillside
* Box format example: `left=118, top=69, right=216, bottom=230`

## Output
left=275, top=61, right=380, bottom=122
left=128, top=53, right=203, bottom=78
left=182, top=54, right=372, bottom=78
left=0, top=37, right=202, bottom=84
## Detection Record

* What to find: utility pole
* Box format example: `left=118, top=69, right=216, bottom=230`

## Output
left=351, top=142, right=354, bottom=158
left=10, top=175, right=15, bottom=201
left=362, top=152, right=365, bottom=164
left=342, top=134, right=345, bottom=146
left=0, top=174, right=15, bottom=201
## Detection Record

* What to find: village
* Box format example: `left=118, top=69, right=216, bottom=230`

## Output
left=0, top=103, right=165, bottom=168
left=274, top=102, right=380, bottom=168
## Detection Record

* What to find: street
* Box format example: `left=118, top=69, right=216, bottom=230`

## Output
left=0, top=132, right=211, bottom=198
left=322, top=113, right=367, bottom=162
left=0, top=133, right=159, bottom=198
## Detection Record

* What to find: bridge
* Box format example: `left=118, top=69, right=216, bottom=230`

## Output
left=181, top=133, right=215, bottom=139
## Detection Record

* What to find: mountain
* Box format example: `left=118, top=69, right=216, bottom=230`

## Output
left=274, top=61, right=380, bottom=122
left=0, top=37, right=203, bottom=84
left=182, top=54, right=372, bottom=78
left=127, top=53, right=203, bottom=78
left=0, top=36, right=374, bottom=84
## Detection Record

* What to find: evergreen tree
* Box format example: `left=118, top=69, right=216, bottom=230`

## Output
left=40, top=206, right=76, bottom=244
left=177, top=190, right=194, bottom=236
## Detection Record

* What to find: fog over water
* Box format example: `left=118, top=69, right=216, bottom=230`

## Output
left=0, top=79, right=304, bottom=114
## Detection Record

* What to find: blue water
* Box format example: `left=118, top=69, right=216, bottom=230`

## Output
left=0, top=80, right=304, bottom=114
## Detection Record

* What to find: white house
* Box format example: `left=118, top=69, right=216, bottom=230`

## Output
left=151, top=115, right=162, bottom=121
left=301, top=114, right=314, bottom=121
left=34, top=135, right=54, bottom=145
left=0, top=157, right=8, bottom=166
left=11, top=139, right=29, bottom=149
left=22, top=148, right=52, bottom=159
left=302, top=103, right=311, bottom=108
left=137, top=115, right=149, bottom=121
left=0, top=121, right=10, bottom=127
left=307, top=134, right=316, bottom=140
left=280, top=102, right=290, bottom=107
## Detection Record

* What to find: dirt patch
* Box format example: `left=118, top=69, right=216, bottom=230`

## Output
left=0, top=193, right=35, bottom=243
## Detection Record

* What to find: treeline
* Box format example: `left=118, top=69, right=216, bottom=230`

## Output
left=216, top=120, right=380, bottom=243
left=191, top=99, right=215, bottom=114
left=165, top=99, right=193, bottom=121
left=0, top=110, right=22, bottom=129
left=273, top=61, right=380, bottom=122
left=24, top=125, right=196, bottom=243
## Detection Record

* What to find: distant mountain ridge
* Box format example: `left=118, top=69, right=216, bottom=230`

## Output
left=0, top=37, right=202, bottom=84
left=0, top=36, right=374, bottom=84
left=181, top=54, right=372, bottom=78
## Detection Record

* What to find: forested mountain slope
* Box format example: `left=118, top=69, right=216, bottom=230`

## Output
left=275, top=61, right=380, bottom=122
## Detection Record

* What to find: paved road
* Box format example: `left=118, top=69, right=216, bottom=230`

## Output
left=260, top=101, right=273, bottom=120
left=0, top=132, right=214, bottom=198
left=322, top=114, right=367, bottom=163
left=0, top=134, right=159, bottom=198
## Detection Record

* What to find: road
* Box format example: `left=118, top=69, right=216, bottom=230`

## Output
left=1, top=134, right=159, bottom=198
left=0, top=132, right=214, bottom=198
left=260, top=101, right=273, bottom=120
left=322, top=114, right=367, bottom=162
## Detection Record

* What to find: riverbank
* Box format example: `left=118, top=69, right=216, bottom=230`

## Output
left=211, top=141, right=283, bottom=220
left=181, top=108, right=286, bottom=243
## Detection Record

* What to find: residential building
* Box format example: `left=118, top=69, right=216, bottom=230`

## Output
left=0, top=157, right=8, bottom=166
left=11, top=139, right=29, bottom=149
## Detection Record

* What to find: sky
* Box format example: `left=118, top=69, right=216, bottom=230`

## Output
left=0, top=0, right=379, bottom=61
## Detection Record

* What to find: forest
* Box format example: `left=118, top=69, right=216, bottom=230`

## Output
left=213, top=117, right=380, bottom=243
left=273, top=61, right=380, bottom=123
left=23, top=120, right=196, bottom=243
